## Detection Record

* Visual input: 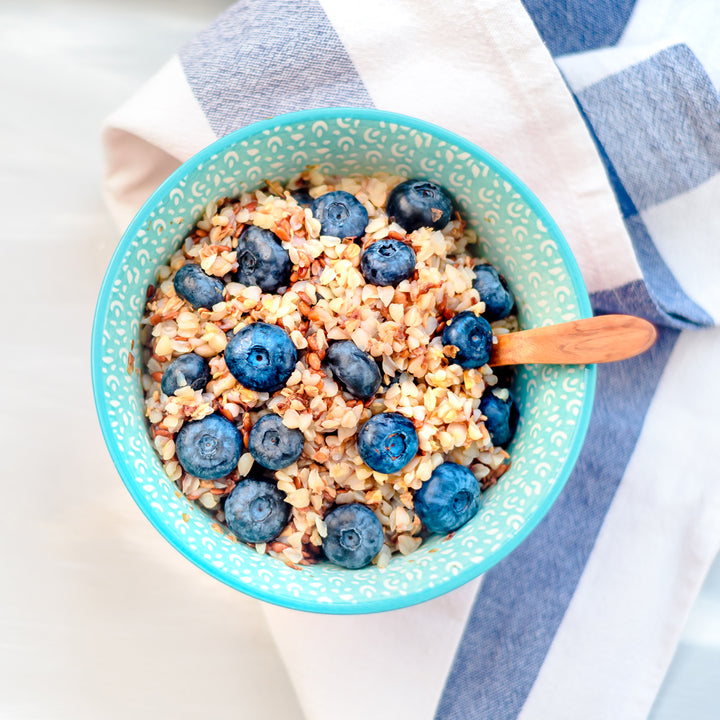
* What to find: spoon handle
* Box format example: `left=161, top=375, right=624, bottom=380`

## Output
left=489, top=314, right=658, bottom=367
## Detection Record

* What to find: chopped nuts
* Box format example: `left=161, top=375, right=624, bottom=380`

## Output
left=142, top=171, right=515, bottom=565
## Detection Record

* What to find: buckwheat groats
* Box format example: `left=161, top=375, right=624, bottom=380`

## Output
left=140, top=169, right=519, bottom=569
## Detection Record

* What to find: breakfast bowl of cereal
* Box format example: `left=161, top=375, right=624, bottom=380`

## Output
left=91, top=108, right=595, bottom=613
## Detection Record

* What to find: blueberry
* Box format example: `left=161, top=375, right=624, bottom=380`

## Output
left=248, top=413, right=305, bottom=470
left=173, top=263, right=225, bottom=310
left=160, top=353, right=210, bottom=396
left=224, top=477, right=290, bottom=543
left=480, top=389, right=519, bottom=447
left=291, top=189, right=314, bottom=208
left=235, top=225, right=291, bottom=293
left=175, top=413, right=242, bottom=480
left=322, top=504, right=385, bottom=569
left=379, top=370, right=402, bottom=393
left=472, top=264, right=514, bottom=321
left=360, top=239, right=416, bottom=287
left=325, top=341, right=381, bottom=400
left=414, top=462, right=481, bottom=535
left=225, top=322, right=297, bottom=393
left=311, top=190, right=368, bottom=239
left=386, top=179, right=453, bottom=233
left=492, top=365, right=516, bottom=389
left=442, top=311, right=493, bottom=369
left=357, top=412, right=418, bottom=474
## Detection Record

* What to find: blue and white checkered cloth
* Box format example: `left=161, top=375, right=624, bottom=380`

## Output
left=103, top=1, right=720, bottom=717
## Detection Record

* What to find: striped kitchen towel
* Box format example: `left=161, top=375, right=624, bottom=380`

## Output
left=102, top=1, right=720, bottom=718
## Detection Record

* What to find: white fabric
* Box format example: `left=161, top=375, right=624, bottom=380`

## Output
left=621, top=0, right=720, bottom=88
left=518, top=328, right=720, bottom=719
left=518, top=3, right=720, bottom=714
left=102, top=0, right=639, bottom=296
left=639, top=175, right=720, bottom=322
left=265, top=578, right=481, bottom=720
left=556, top=0, right=720, bottom=324
left=318, top=0, right=640, bottom=296
left=556, top=41, right=673, bottom=92
left=557, top=0, right=720, bottom=92
left=103, top=55, right=216, bottom=229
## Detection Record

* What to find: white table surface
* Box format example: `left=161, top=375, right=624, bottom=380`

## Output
left=1, top=1, right=718, bottom=718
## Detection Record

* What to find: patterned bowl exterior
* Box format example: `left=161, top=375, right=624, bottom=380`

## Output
left=92, top=108, right=596, bottom=614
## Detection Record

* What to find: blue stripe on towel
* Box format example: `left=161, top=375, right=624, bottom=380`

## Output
left=569, top=47, right=716, bottom=329
left=570, top=90, right=637, bottom=221
left=179, top=0, right=373, bottom=138
left=576, top=44, right=720, bottom=211
left=568, top=103, right=712, bottom=328
left=591, top=276, right=712, bottom=330
left=436, top=318, right=680, bottom=720
left=521, top=0, right=637, bottom=56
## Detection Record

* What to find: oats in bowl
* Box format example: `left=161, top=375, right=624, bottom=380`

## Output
left=141, top=169, right=519, bottom=569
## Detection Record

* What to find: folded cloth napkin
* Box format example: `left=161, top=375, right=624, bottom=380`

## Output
left=102, top=1, right=720, bottom=718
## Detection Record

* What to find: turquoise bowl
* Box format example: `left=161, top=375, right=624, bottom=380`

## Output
left=92, top=108, right=595, bottom=614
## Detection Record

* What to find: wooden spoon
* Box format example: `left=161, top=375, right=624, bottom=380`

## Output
left=489, top=314, right=657, bottom=367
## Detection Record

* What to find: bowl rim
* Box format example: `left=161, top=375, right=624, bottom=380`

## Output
left=91, top=107, right=596, bottom=613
